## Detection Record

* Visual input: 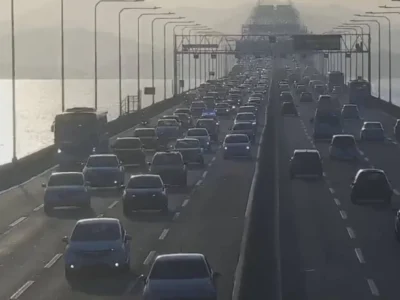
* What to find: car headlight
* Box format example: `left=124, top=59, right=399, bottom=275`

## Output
left=252, top=122, right=256, bottom=125
left=57, top=149, right=62, bottom=154
left=246, top=146, right=250, bottom=150
left=224, top=146, right=228, bottom=150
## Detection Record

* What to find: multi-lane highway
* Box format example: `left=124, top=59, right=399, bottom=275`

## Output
left=279, top=77, right=400, bottom=300
left=0, top=85, right=267, bottom=299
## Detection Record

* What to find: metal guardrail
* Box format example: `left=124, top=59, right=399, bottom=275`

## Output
left=120, top=95, right=138, bottom=115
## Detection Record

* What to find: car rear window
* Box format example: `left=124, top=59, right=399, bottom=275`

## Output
left=225, top=135, right=249, bottom=143
left=113, top=138, right=141, bottom=149
left=149, top=259, right=209, bottom=279
left=152, top=153, right=182, bottom=165
left=48, top=173, right=84, bottom=186
left=127, top=176, right=163, bottom=189
left=71, top=222, right=120, bottom=241
left=332, top=136, right=355, bottom=148
left=134, top=129, right=156, bottom=137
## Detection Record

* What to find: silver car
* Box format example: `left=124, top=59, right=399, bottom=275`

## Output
left=174, top=138, right=205, bottom=165
left=223, top=134, right=252, bottom=159
left=83, top=154, right=125, bottom=188
left=186, top=128, right=211, bottom=151
left=42, top=172, right=91, bottom=214
left=141, top=253, right=220, bottom=300
left=63, top=218, right=132, bottom=280
left=234, top=112, right=257, bottom=127
left=360, top=121, right=385, bottom=142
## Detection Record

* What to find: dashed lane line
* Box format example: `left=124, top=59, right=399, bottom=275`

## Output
left=159, top=229, right=169, bottom=240
left=108, top=200, right=119, bottom=209
left=323, top=172, right=327, bottom=177
left=346, top=227, right=356, bottom=239
left=329, top=187, right=335, bottom=194
left=44, top=253, right=63, bottom=268
left=9, top=217, right=27, bottom=227
left=359, top=150, right=364, bottom=156
left=211, top=157, right=216, bottom=162
left=195, top=180, right=203, bottom=186
left=334, top=198, right=341, bottom=206
left=173, top=212, right=180, bottom=221
left=10, top=280, right=35, bottom=299
left=33, top=204, right=44, bottom=212
left=208, top=163, right=212, bottom=167
left=394, top=189, right=400, bottom=196
left=202, top=171, right=208, bottom=179
left=143, top=251, right=156, bottom=265
left=365, top=157, right=370, bottom=162
left=182, top=199, right=189, bottom=207
left=367, top=279, right=380, bottom=296
left=355, top=248, right=365, bottom=263
left=340, top=210, right=348, bottom=220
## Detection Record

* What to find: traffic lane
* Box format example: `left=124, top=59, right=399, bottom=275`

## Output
left=0, top=103, right=185, bottom=237
left=280, top=115, right=371, bottom=300
left=13, top=106, right=237, bottom=300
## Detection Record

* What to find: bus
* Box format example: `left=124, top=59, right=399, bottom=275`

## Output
left=328, top=71, right=344, bottom=92
left=52, top=107, right=109, bottom=170
left=348, top=77, right=371, bottom=106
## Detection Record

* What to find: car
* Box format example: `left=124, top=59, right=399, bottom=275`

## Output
left=190, top=101, right=207, bottom=117
left=149, top=151, right=187, bottom=187
left=279, top=83, right=290, bottom=92
left=133, top=128, right=159, bottom=150
left=42, top=172, right=91, bottom=214
left=350, top=169, right=392, bottom=205
left=360, top=121, right=385, bottom=141
left=122, top=174, right=168, bottom=215
left=63, top=218, right=131, bottom=280
left=110, top=137, right=146, bottom=167
left=155, top=118, right=181, bottom=143
left=314, top=84, right=326, bottom=95
left=238, top=105, right=257, bottom=115
left=296, top=84, right=307, bottom=95
left=312, top=112, right=343, bottom=140
left=341, top=104, right=361, bottom=120
left=281, top=102, right=298, bottom=116
left=230, top=122, right=256, bottom=143
left=234, top=112, right=257, bottom=127
left=280, top=91, right=293, bottom=102
left=329, top=134, right=359, bottom=161
left=394, top=119, right=400, bottom=141
left=200, top=110, right=220, bottom=125
left=141, top=253, right=220, bottom=300
left=195, top=118, right=219, bottom=142
left=186, top=128, right=211, bottom=151
left=174, top=138, right=205, bottom=165
left=159, top=115, right=182, bottom=126
left=289, top=149, right=323, bottom=179
left=394, top=209, right=400, bottom=241
left=174, top=112, right=193, bottom=129
left=299, top=92, right=313, bottom=102
left=247, top=98, right=261, bottom=107
left=214, top=102, right=232, bottom=116
left=83, top=154, right=124, bottom=188
left=223, top=134, right=252, bottom=159
left=174, top=108, right=192, bottom=116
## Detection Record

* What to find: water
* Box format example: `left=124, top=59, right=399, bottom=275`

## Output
left=0, top=78, right=197, bottom=165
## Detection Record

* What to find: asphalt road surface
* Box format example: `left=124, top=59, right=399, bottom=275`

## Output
left=279, top=88, right=400, bottom=299
left=0, top=96, right=267, bottom=300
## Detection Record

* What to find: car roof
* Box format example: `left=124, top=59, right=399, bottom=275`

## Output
left=364, top=121, right=381, bottom=124
left=154, top=253, right=206, bottom=263
left=356, top=168, right=385, bottom=175
left=225, top=133, right=249, bottom=138
left=89, top=154, right=117, bottom=158
left=343, top=104, right=357, bottom=108
left=233, top=121, right=253, bottom=126
left=293, top=149, right=320, bottom=154
left=239, top=105, right=256, bottom=109
left=237, top=112, right=255, bottom=115
left=76, top=217, right=120, bottom=226
left=332, top=134, right=355, bottom=139
left=116, top=137, right=140, bottom=140
left=176, top=138, right=199, bottom=142
left=129, top=174, right=161, bottom=180
left=50, top=172, right=83, bottom=177
left=135, top=127, right=155, bottom=131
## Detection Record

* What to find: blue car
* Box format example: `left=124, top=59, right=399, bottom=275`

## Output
left=83, top=154, right=125, bottom=188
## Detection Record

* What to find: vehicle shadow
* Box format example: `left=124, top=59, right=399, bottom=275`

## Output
left=124, top=210, right=174, bottom=223
left=68, top=270, right=140, bottom=296
left=90, top=189, right=123, bottom=198
left=45, top=207, right=97, bottom=220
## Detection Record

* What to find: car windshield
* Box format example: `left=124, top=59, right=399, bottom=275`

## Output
left=293, top=152, right=320, bottom=164
left=134, top=129, right=156, bottom=137
left=152, top=153, right=182, bottom=165
left=332, top=136, right=355, bottom=148
left=149, top=259, right=209, bottom=280
left=191, top=102, right=206, bottom=108
left=315, top=115, right=341, bottom=126
left=358, top=172, right=387, bottom=186
left=113, top=138, right=141, bottom=149
left=364, top=123, right=382, bottom=129
left=157, top=119, right=178, bottom=127
left=225, top=135, right=249, bottom=143
left=71, top=222, right=121, bottom=242
left=175, top=114, right=189, bottom=121
left=48, top=174, right=84, bottom=186
left=86, top=156, right=118, bottom=168
left=342, top=107, right=359, bottom=118
left=175, top=109, right=190, bottom=114
left=239, top=107, right=255, bottom=113
left=233, top=123, right=253, bottom=130
left=175, top=139, right=200, bottom=148
left=187, top=129, right=208, bottom=136
left=197, top=120, right=215, bottom=128
left=127, top=176, right=163, bottom=189
left=216, top=103, right=229, bottom=108
left=236, top=113, right=255, bottom=121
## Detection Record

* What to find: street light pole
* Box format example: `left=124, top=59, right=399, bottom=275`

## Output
left=11, top=0, right=16, bottom=162
left=337, top=27, right=358, bottom=78
left=343, top=24, right=365, bottom=78
left=61, top=0, right=65, bottom=112
left=187, top=26, right=209, bottom=89
left=118, top=7, right=157, bottom=116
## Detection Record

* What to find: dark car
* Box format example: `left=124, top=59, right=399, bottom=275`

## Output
left=299, top=92, right=313, bottom=102
left=122, top=174, right=168, bottom=215
left=289, top=149, right=323, bottom=179
left=350, top=169, right=392, bottom=205
left=280, top=91, right=293, bottom=102
left=231, top=122, right=256, bottom=143
left=174, top=113, right=192, bottom=129
left=133, top=128, right=159, bottom=150
left=149, top=152, right=187, bottom=187
left=174, top=138, right=204, bottom=165
left=281, top=102, right=298, bottom=116
left=190, top=101, right=207, bottom=117
left=394, top=119, right=400, bottom=141
left=82, top=154, right=125, bottom=188
left=214, top=102, right=232, bottom=116
left=196, top=118, right=219, bottom=142
left=111, top=137, right=146, bottom=167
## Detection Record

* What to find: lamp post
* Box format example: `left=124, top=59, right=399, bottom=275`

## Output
left=137, top=12, right=173, bottom=109
left=118, top=6, right=158, bottom=116
left=343, top=23, right=365, bottom=78
left=336, top=26, right=358, bottom=78
left=196, top=30, right=214, bottom=85
left=94, top=0, right=145, bottom=110
left=11, top=0, right=16, bottom=162
left=187, top=26, right=210, bottom=89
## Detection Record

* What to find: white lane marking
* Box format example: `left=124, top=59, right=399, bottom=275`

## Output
left=329, top=188, right=335, bottom=194
left=393, top=141, right=398, bottom=145
left=346, top=227, right=356, bottom=239
left=394, top=189, right=400, bottom=196
left=211, top=157, right=216, bottom=162
left=182, top=199, right=189, bottom=207
left=323, top=172, right=327, bottom=177
left=10, top=280, right=35, bottom=299
left=195, top=179, right=202, bottom=186
left=334, top=198, right=341, bottom=206
left=123, top=277, right=141, bottom=295
left=173, top=212, right=180, bottom=220
left=9, top=217, right=26, bottom=227
left=359, top=150, right=364, bottom=156
left=159, top=229, right=169, bottom=240
left=355, top=248, right=365, bottom=263
left=340, top=210, right=347, bottom=220
left=365, top=157, right=369, bottom=162
left=97, top=214, right=104, bottom=218
left=143, top=251, right=156, bottom=265
left=367, top=279, right=380, bottom=296
left=108, top=200, right=119, bottom=209
left=208, top=163, right=212, bottom=167
left=202, top=171, right=208, bottom=178
left=44, top=253, right=63, bottom=268
left=33, top=204, right=44, bottom=211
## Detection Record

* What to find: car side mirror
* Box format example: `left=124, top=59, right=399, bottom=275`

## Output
left=41, top=183, right=46, bottom=188
left=62, top=236, right=69, bottom=244
left=125, top=234, right=132, bottom=241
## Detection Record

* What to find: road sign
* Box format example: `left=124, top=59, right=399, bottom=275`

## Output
left=292, top=34, right=341, bottom=51
left=144, top=87, right=155, bottom=95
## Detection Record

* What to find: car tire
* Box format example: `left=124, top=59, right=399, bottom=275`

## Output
left=350, top=195, right=358, bottom=205
left=199, top=158, right=205, bottom=166
left=123, top=203, right=131, bottom=217
left=160, top=205, right=169, bottom=215
left=181, top=176, right=187, bottom=187
left=289, top=172, right=295, bottom=179
left=385, top=197, right=392, bottom=206
left=44, top=204, right=52, bottom=215
left=65, top=268, right=74, bottom=282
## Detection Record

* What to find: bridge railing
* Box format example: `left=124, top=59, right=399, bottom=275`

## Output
left=120, top=95, right=138, bottom=115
